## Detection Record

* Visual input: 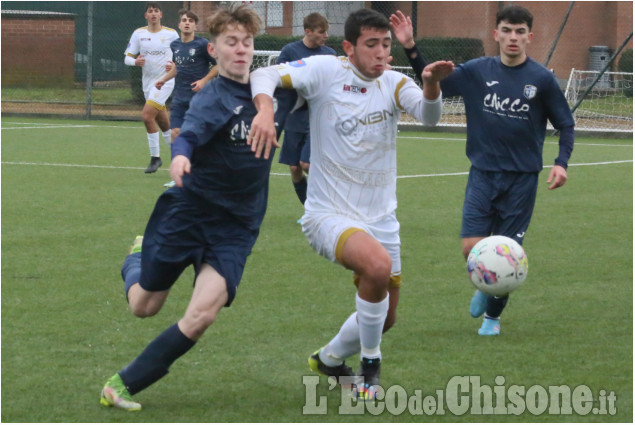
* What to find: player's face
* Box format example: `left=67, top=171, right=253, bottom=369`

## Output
left=178, top=15, right=196, bottom=35
left=209, top=25, right=254, bottom=84
left=305, top=27, right=328, bottom=48
left=144, top=7, right=162, bottom=25
left=344, top=28, right=391, bottom=79
left=494, top=21, right=533, bottom=65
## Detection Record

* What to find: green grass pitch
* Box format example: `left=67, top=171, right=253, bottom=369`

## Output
left=1, top=117, right=632, bottom=422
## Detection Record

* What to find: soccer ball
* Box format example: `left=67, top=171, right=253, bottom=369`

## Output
left=467, top=235, right=528, bottom=296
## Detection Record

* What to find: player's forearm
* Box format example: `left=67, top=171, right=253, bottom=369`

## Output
left=160, top=66, right=177, bottom=83
left=124, top=55, right=137, bottom=66
left=418, top=93, right=442, bottom=126
left=555, top=125, right=575, bottom=168
left=404, top=44, right=428, bottom=84
left=201, top=65, right=219, bottom=84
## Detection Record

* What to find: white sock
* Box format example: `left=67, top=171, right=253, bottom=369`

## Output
left=356, top=293, right=389, bottom=360
left=162, top=130, right=172, bottom=145
left=320, top=312, right=360, bottom=366
left=147, top=132, right=160, bottom=157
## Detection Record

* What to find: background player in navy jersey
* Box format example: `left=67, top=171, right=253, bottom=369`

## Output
left=276, top=13, right=336, bottom=205
left=391, top=6, right=575, bottom=336
left=156, top=8, right=218, bottom=187
left=100, top=5, right=292, bottom=411
left=156, top=9, right=217, bottom=142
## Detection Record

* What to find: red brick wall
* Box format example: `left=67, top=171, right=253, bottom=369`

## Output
left=414, top=1, right=632, bottom=78
left=1, top=13, right=75, bottom=87
left=186, top=1, right=633, bottom=79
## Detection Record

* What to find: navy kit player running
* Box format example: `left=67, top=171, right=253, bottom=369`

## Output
left=276, top=13, right=336, bottom=204
left=156, top=9, right=218, bottom=142
left=391, top=6, right=575, bottom=335
left=100, top=6, right=291, bottom=411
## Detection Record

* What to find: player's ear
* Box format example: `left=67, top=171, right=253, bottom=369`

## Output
left=207, top=42, right=216, bottom=58
left=527, top=32, right=534, bottom=43
left=342, top=39, right=354, bottom=57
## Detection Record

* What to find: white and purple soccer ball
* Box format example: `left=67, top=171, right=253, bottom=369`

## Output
left=467, top=235, right=528, bottom=296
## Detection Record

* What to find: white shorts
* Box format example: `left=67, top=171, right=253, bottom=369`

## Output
left=144, top=79, right=174, bottom=110
left=301, top=211, right=401, bottom=276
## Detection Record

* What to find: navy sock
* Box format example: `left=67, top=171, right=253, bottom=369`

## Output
left=486, top=295, right=509, bottom=319
left=119, top=323, right=196, bottom=395
left=121, top=252, right=142, bottom=299
left=293, top=178, right=307, bottom=205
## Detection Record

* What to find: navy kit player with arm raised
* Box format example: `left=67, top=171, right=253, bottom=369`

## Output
left=276, top=13, right=336, bottom=204
left=100, top=5, right=292, bottom=411
left=391, top=6, right=575, bottom=335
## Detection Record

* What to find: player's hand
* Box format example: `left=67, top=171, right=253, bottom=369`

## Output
left=191, top=80, right=205, bottom=92
left=170, top=155, right=191, bottom=188
left=422, top=60, right=455, bottom=83
left=547, top=165, right=567, bottom=190
left=390, top=11, right=415, bottom=49
left=248, top=94, right=280, bottom=160
left=135, top=55, right=146, bottom=67
left=165, top=60, right=174, bottom=72
left=155, top=80, right=165, bottom=90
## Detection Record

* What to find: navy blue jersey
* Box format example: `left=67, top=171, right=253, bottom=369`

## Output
left=441, top=56, right=574, bottom=173
left=276, top=40, right=336, bottom=132
left=172, top=76, right=291, bottom=230
left=171, top=36, right=216, bottom=102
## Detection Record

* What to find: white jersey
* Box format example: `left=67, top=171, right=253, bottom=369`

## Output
left=125, top=26, right=178, bottom=93
left=258, top=55, right=442, bottom=222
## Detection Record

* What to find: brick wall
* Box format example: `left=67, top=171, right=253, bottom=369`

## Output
left=1, top=11, right=76, bottom=87
left=187, top=1, right=632, bottom=82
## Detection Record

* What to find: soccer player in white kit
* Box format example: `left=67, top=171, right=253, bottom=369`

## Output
left=249, top=8, right=454, bottom=399
left=124, top=2, right=179, bottom=173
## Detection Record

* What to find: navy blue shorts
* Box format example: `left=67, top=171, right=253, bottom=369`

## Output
left=169, top=98, right=191, bottom=130
left=139, top=188, right=259, bottom=306
left=460, top=167, right=539, bottom=245
left=278, top=130, right=310, bottom=166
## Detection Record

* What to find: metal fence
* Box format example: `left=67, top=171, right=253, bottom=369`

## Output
left=1, top=1, right=632, bottom=132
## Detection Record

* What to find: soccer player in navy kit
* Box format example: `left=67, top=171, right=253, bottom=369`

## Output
left=100, top=6, right=292, bottom=411
left=156, top=9, right=218, bottom=187
left=276, top=13, right=336, bottom=204
left=156, top=9, right=218, bottom=142
left=391, top=6, right=575, bottom=335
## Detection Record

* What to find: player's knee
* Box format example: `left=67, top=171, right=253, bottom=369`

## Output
left=359, top=255, right=392, bottom=289
left=183, top=308, right=218, bottom=340
left=300, top=161, right=310, bottom=173
left=130, top=302, right=160, bottom=318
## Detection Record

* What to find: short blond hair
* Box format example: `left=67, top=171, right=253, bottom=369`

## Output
left=207, top=5, right=261, bottom=41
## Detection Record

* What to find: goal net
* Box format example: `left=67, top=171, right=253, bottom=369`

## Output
left=564, top=69, right=633, bottom=133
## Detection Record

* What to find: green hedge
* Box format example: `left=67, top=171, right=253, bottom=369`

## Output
left=618, top=48, right=633, bottom=97
left=129, top=34, right=485, bottom=103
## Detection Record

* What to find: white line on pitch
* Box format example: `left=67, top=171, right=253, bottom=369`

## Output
left=3, top=160, right=631, bottom=178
